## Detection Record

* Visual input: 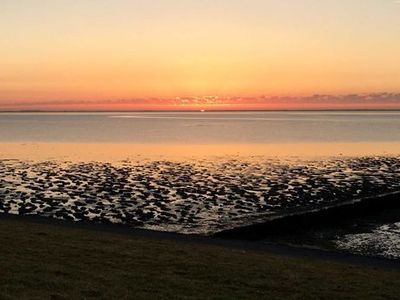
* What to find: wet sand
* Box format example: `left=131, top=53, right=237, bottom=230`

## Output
left=1, top=154, right=399, bottom=235
left=1, top=142, right=400, bottom=161
left=1, top=142, right=400, bottom=258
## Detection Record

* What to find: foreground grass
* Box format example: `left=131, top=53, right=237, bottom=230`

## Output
left=0, top=219, right=399, bottom=300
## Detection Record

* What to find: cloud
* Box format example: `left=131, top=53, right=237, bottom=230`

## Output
left=1, top=93, right=400, bottom=110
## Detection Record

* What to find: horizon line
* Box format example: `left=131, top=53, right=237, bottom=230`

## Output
left=1, top=108, right=400, bottom=113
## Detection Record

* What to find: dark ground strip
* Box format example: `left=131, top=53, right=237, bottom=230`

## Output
left=214, top=191, right=400, bottom=238
left=1, top=212, right=400, bottom=271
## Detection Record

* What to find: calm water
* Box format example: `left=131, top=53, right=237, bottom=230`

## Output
left=0, top=111, right=399, bottom=144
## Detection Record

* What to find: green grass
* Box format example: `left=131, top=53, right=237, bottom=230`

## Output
left=0, top=218, right=399, bottom=300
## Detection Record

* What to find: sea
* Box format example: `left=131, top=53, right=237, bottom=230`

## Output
left=0, top=111, right=399, bottom=144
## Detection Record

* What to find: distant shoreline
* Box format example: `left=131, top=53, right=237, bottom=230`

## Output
left=1, top=109, right=400, bottom=113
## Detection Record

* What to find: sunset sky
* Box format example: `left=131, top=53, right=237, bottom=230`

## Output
left=1, top=0, right=400, bottom=110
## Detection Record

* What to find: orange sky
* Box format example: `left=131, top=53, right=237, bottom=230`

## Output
left=1, top=0, right=400, bottom=110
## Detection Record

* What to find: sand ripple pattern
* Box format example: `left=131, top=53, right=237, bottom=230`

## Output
left=0, top=157, right=399, bottom=234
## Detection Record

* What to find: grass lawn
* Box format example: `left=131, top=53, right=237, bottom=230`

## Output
left=0, top=218, right=399, bottom=300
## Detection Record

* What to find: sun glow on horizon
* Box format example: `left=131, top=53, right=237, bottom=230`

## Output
left=1, top=0, right=400, bottom=110
left=1, top=93, right=400, bottom=111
